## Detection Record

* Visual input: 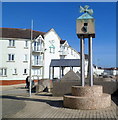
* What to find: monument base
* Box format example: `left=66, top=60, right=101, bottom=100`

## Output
left=63, top=85, right=111, bottom=110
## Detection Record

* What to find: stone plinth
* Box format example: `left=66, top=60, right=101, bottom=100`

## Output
left=63, top=85, right=111, bottom=110
left=72, top=85, right=103, bottom=97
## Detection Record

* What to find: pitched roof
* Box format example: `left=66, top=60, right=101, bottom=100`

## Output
left=50, top=59, right=80, bottom=67
left=78, top=52, right=88, bottom=60
left=60, top=40, right=66, bottom=44
left=60, top=70, right=80, bottom=82
left=77, top=12, right=93, bottom=20
left=103, top=67, right=118, bottom=70
left=0, top=27, right=46, bottom=39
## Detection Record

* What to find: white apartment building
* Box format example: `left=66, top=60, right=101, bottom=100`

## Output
left=0, top=28, right=88, bottom=85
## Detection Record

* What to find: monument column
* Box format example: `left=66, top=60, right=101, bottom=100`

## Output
left=88, top=35, right=93, bottom=86
left=63, top=5, right=111, bottom=110
left=80, top=35, right=85, bottom=86
left=52, top=67, right=54, bottom=79
left=62, top=67, right=64, bottom=77
left=49, top=66, right=51, bottom=79
left=59, top=66, right=62, bottom=79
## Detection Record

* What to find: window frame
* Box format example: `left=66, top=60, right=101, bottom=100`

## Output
left=23, top=68, right=28, bottom=75
left=23, top=54, right=28, bottom=62
left=12, top=68, right=17, bottom=75
left=24, top=40, right=28, bottom=49
left=0, top=68, right=7, bottom=76
left=49, top=46, right=55, bottom=54
left=8, top=40, right=15, bottom=47
left=8, top=54, right=15, bottom=61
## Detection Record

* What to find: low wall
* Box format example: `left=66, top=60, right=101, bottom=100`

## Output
left=52, top=79, right=117, bottom=96
left=0, top=80, right=38, bottom=85
left=94, top=81, right=117, bottom=94
left=52, top=81, right=81, bottom=96
left=36, top=79, right=53, bottom=93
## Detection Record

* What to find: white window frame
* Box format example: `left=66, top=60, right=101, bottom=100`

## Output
left=0, top=68, right=7, bottom=76
left=71, top=49, right=73, bottom=55
left=34, top=41, right=40, bottom=51
left=13, top=68, right=17, bottom=75
left=33, top=68, right=42, bottom=76
left=8, top=54, right=15, bottom=61
left=9, top=40, right=15, bottom=47
left=24, top=41, right=28, bottom=48
left=34, top=55, right=42, bottom=65
left=23, top=68, right=27, bottom=75
left=49, top=46, right=55, bottom=54
left=24, top=54, right=28, bottom=62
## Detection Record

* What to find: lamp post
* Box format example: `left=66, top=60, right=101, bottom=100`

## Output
left=29, top=20, right=33, bottom=97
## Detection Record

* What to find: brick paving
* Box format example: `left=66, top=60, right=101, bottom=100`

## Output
left=2, top=92, right=118, bottom=119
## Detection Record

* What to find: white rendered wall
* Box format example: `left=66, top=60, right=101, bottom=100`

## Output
left=0, top=38, right=30, bottom=80
left=43, top=29, right=60, bottom=79
left=93, top=68, right=104, bottom=75
left=60, top=43, right=88, bottom=77
left=0, top=29, right=89, bottom=81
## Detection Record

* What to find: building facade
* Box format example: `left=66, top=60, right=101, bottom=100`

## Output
left=0, top=28, right=88, bottom=85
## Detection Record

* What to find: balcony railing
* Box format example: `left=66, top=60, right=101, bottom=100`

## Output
left=32, top=47, right=44, bottom=53
left=60, top=50, right=68, bottom=56
left=32, top=61, right=43, bottom=67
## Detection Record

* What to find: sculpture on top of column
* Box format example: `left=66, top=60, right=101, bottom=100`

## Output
left=76, top=5, right=95, bottom=86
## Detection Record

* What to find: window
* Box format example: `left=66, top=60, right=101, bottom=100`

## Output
left=82, top=23, right=88, bottom=33
left=0, top=68, right=7, bottom=76
left=71, top=50, right=73, bottom=55
left=49, top=46, right=55, bottom=54
left=9, top=40, right=15, bottom=47
left=34, top=41, right=41, bottom=51
left=60, top=56, right=65, bottom=59
left=49, top=40, right=55, bottom=54
left=25, top=41, right=28, bottom=48
left=23, top=69, right=27, bottom=74
left=13, top=68, right=17, bottom=75
left=8, top=54, right=15, bottom=61
left=34, top=55, right=41, bottom=65
left=33, top=69, right=42, bottom=76
left=84, top=23, right=88, bottom=26
left=24, top=54, right=28, bottom=61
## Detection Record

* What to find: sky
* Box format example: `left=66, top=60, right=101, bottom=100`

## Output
left=2, top=2, right=116, bottom=68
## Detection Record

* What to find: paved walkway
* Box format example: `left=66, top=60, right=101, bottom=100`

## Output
left=2, top=92, right=118, bottom=119
left=0, top=84, right=26, bottom=91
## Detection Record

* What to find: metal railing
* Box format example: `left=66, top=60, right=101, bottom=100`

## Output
left=32, top=47, right=44, bottom=52
left=60, top=50, right=68, bottom=56
left=32, top=61, right=43, bottom=66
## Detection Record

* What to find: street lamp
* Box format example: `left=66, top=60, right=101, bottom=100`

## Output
left=29, top=20, right=33, bottom=97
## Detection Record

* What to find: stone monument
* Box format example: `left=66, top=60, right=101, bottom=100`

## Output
left=63, top=5, right=111, bottom=109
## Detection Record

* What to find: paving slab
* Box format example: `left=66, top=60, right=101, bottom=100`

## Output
left=2, top=92, right=118, bottom=119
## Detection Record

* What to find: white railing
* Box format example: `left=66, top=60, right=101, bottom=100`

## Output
left=60, top=50, right=68, bottom=56
left=32, top=61, right=43, bottom=66
left=32, top=47, right=44, bottom=52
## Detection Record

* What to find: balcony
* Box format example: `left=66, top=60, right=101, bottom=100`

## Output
left=32, top=47, right=44, bottom=53
left=32, top=61, right=44, bottom=67
left=60, top=50, right=68, bottom=56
